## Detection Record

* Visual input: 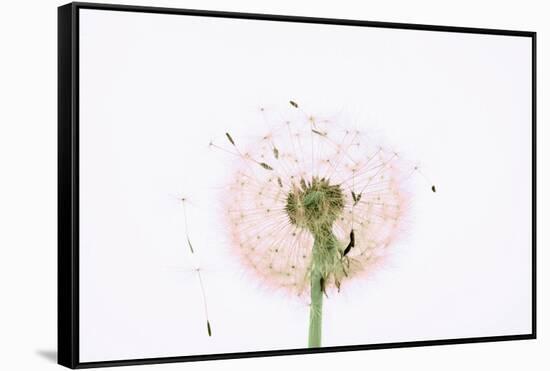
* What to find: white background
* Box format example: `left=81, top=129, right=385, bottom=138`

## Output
left=0, top=0, right=547, bottom=370
left=78, top=7, right=532, bottom=362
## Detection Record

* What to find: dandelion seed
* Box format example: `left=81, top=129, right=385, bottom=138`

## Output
left=226, top=132, right=236, bottom=146
left=259, top=162, right=274, bottom=170
left=179, top=198, right=213, bottom=338
left=273, top=147, right=280, bottom=159
left=186, top=236, right=194, bottom=254
left=289, top=100, right=299, bottom=108
left=413, top=165, right=437, bottom=195
left=353, top=192, right=362, bottom=206
left=342, top=229, right=355, bottom=257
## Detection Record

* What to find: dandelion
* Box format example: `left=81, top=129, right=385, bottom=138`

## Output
left=215, top=101, right=428, bottom=347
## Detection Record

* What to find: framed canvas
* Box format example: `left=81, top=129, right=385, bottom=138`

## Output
left=58, top=2, right=537, bottom=369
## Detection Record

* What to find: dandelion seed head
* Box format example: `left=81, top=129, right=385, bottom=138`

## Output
left=224, top=104, right=410, bottom=297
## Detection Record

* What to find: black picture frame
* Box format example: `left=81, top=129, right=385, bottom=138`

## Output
left=58, top=2, right=537, bottom=369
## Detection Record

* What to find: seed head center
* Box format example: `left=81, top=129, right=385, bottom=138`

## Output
left=285, top=177, right=344, bottom=233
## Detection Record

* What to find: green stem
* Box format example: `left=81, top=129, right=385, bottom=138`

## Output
left=308, top=267, right=323, bottom=347
left=308, top=231, right=338, bottom=347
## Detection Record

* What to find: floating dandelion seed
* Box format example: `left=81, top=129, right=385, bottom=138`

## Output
left=213, top=101, right=432, bottom=348
left=180, top=198, right=213, bottom=337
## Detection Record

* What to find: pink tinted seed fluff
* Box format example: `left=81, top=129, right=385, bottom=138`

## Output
left=224, top=108, right=409, bottom=297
